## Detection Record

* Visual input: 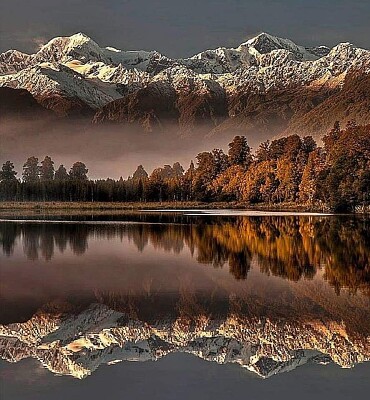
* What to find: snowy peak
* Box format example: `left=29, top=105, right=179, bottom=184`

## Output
left=42, top=32, right=93, bottom=51
left=0, top=32, right=326, bottom=76
left=0, top=32, right=171, bottom=75
left=0, top=31, right=365, bottom=77
left=1, top=31, right=369, bottom=130
left=0, top=303, right=369, bottom=379
left=327, top=42, right=367, bottom=59
left=0, top=49, right=31, bottom=74
left=240, top=32, right=326, bottom=61
left=40, top=33, right=171, bottom=73
left=242, top=32, right=292, bottom=50
left=181, top=32, right=331, bottom=74
left=65, top=32, right=92, bottom=46
left=34, top=32, right=105, bottom=64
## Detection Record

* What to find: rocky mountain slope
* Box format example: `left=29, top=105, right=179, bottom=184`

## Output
left=0, top=303, right=369, bottom=379
left=1, top=32, right=369, bottom=137
left=0, top=87, right=51, bottom=119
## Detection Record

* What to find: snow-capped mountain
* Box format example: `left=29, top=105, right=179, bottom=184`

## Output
left=1, top=32, right=369, bottom=136
left=92, top=65, right=228, bottom=130
left=0, top=50, right=31, bottom=74
left=0, top=63, right=124, bottom=114
left=0, top=32, right=329, bottom=76
left=0, top=33, right=172, bottom=75
left=1, top=303, right=368, bottom=379
left=181, top=32, right=330, bottom=74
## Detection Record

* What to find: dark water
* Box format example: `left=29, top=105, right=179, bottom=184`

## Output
left=0, top=211, right=369, bottom=399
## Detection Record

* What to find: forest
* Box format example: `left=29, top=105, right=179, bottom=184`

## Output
left=1, top=121, right=369, bottom=212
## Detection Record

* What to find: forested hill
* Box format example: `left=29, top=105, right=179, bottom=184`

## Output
left=1, top=122, right=369, bottom=212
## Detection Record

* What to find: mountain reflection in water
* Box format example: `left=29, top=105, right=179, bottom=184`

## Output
left=0, top=213, right=369, bottom=379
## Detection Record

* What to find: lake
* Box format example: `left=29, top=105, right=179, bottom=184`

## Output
left=0, top=210, right=369, bottom=399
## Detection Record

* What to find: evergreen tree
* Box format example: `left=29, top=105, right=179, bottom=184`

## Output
left=22, top=156, right=40, bottom=183
left=0, top=161, right=17, bottom=182
left=0, top=161, right=19, bottom=201
left=69, top=162, right=88, bottom=181
left=55, top=165, right=69, bottom=180
left=133, top=165, right=148, bottom=179
left=40, top=156, right=55, bottom=181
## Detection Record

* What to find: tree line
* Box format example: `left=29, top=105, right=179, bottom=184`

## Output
left=1, top=121, right=369, bottom=211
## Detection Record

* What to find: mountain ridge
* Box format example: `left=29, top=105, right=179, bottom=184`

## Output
left=1, top=303, right=368, bottom=379
left=1, top=32, right=369, bottom=139
left=0, top=31, right=331, bottom=75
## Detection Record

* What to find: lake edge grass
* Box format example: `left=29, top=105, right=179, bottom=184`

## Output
left=0, top=201, right=334, bottom=213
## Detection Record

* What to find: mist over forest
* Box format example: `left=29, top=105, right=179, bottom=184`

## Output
left=0, top=116, right=264, bottom=179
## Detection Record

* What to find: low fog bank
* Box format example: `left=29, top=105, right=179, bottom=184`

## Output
left=0, top=117, right=262, bottom=179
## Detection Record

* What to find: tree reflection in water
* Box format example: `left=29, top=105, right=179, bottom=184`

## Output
left=0, top=215, right=369, bottom=295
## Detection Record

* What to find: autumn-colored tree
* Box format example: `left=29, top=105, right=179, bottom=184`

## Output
left=301, top=136, right=317, bottom=154
left=1, top=129, right=368, bottom=209
left=172, top=162, right=184, bottom=178
left=299, top=148, right=325, bottom=203
left=212, top=165, right=245, bottom=201
left=255, top=140, right=270, bottom=162
left=241, top=160, right=277, bottom=203
left=148, top=167, right=167, bottom=202
left=275, top=157, right=302, bottom=202
left=131, top=165, right=149, bottom=201
left=183, top=161, right=195, bottom=200
left=272, top=135, right=316, bottom=202
left=318, top=124, right=370, bottom=211
left=193, top=152, right=216, bottom=200
left=167, top=163, right=184, bottom=201
left=323, top=121, right=341, bottom=154
left=192, top=149, right=229, bottom=200
left=228, top=136, right=252, bottom=168
left=212, top=149, right=229, bottom=175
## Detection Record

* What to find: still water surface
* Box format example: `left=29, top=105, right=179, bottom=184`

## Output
left=0, top=211, right=369, bottom=399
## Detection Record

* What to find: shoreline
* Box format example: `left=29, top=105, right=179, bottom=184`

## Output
left=0, top=201, right=360, bottom=214
left=0, top=201, right=325, bottom=211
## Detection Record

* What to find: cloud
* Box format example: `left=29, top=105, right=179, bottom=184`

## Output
left=31, top=36, right=48, bottom=50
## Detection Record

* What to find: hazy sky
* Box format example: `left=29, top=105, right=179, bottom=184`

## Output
left=0, top=0, right=369, bottom=57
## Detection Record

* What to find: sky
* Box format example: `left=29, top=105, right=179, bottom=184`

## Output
left=0, top=0, right=369, bottom=57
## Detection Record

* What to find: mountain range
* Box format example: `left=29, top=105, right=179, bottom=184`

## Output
left=1, top=303, right=368, bottom=379
left=1, top=32, right=369, bottom=139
